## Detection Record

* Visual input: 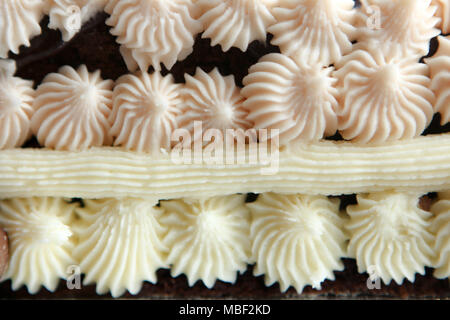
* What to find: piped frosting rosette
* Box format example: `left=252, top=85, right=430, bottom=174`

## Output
left=248, top=193, right=347, bottom=293
left=0, top=198, right=76, bottom=294
left=47, top=0, right=108, bottom=41
left=73, top=198, right=168, bottom=298
left=242, top=53, right=339, bottom=144
left=346, top=192, right=435, bottom=285
left=425, top=36, right=450, bottom=125
left=0, top=60, right=35, bottom=150
left=105, top=0, right=202, bottom=71
left=334, top=44, right=435, bottom=144
left=196, top=0, right=277, bottom=51
left=356, top=0, right=440, bottom=58
left=109, top=71, right=183, bottom=154
left=179, top=68, right=252, bottom=145
left=268, top=0, right=356, bottom=65
left=0, top=0, right=45, bottom=58
left=159, top=195, right=251, bottom=288
left=31, top=65, right=114, bottom=151
left=430, top=192, right=450, bottom=281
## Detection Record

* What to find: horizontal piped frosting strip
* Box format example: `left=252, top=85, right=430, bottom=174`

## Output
left=0, top=134, right=449, bottom=199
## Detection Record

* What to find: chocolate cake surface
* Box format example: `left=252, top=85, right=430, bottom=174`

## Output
left=0, top=11, right=448, bottom=300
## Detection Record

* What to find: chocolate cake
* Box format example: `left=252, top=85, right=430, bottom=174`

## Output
left=0, top=1, right=449, bottom=300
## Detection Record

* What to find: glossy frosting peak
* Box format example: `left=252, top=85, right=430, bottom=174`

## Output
left=346, top=192, right=435, bottom=285
left=31, top=65, right=114, bottom=151
left=109, top=72, right=183, bottom=153
left=160, top=195, right=251, bottom=288
left=335, top=45, right=435, bottom=144
left=248, top=193, right=347, bottom=293
left=242, top=53, right=338, bottom=144
left=197, top=0, right=277, bottom=51
left=0, top=60, right=35, bottom=150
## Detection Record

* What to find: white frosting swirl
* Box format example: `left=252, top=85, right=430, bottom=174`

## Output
left=0, top=198, right=76, bottom=294
left=430, top=192, right=450, bottom=280
left=0, top=0, right=45, bottom=58
left=196, top=0, right=277, bottom=52
left=159, top=195, right=250, bottom=288
left=433, top=0, right=450, bottom=33
left=31, top=65, right=114, bottom=151
left=346, top=192, right=435, bottom=285
left=425, top=36, right=450, bottom=125
left=357, top=0, right=440, bottom=58
left=0, top=60, right=35, bottom=150
left=109, top=72, right=183, bottom=154
left=105, top=0, right=202, bottom=71
left=74, top=198, right=167, bottom=297
left=268, top=0, right=356, bottom=65
left=248, top=193, right=347, bottom=293
left=179, top=68, right=252, bottom=143
left=242, top=53, right=338, bottom=144
left=47, top=0, right=108, bottom=41
left=334, top=45, right=435, bottom=144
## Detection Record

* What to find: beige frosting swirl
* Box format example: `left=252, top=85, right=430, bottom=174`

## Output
left=430, top=192, right=450, bottom=280
left=242, top=53, right=338, bottom=144
left=47, top=0, right=108, bottom=41
left=425, top=36, right=450, bottom=125
left=248, top=193, right=347, bottom=293
left=196, top=0, right=277, bottom=52
left=109, top=72, right=183, bottom=154
left=31, top=65, right=114, bottom=151
left=0, top=0, right=45, bottom=58
left=346, top=192, right=435, bottom=285
left=268, top=0, right=356, bottom=65
left=357, top=0, right=440, bottom=58
left=0, top=60, right=35, bottom=150
left=0, top=198, right=76, bottom=294
left=334, top=45, right=435, bottom=144
left=179, top=68, right=252, bottom=144
left=105, top=0, right=202, bottom=71
left=432, top=0, right=450, bottom=33
left=159, top=195, right=250, bottom=288
left=74, top=198, right=167, bottom=297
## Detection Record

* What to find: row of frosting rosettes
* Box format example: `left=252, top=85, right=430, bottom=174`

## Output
left=2, top=1, right=448, bottom=69
left=0, top=45, right=449, bottom=151
left=0, top=192, right=448, bottom=297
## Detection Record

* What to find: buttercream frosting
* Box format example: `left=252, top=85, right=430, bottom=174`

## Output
left=31, top=65, right=114, bottom=151
left=179, top=68, right=252, bottom=143
left=334, top=45, right=435, bottom=144
left=268, top=0, right=356, bottom=65
left=356, top=0, right=440, bottom=58
left=1, top=134, right=450, bottom=199
left=196, top=0, right=277, bottom=52
left=74, top=198, right=167, bottom=297
left=425, top=36, right=450, bottom=125
left=432, top=0, right=450, bottom=33
left=47, top=0, right=108, bottom=41
left=242, top=53, right=338, bottom=144
left=248, top=193, right=347, bottom=292
left=0, top=197, right=76, bottom=294
left=346, top=192, right=435, bottom=285
left=0, top=0, right=45, bottom=58
left=0, top=60, right=35, bottom=150
left=109, top=72, right=183, bottom=153
left=105, top=0, right=202, bottom=71
left=159, top=195, right=250, bottom=288
left=430, top=192, right=450, bottom=280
